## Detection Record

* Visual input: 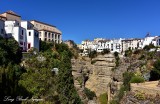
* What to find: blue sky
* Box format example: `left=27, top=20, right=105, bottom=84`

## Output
left=1, top=0, right=160, bottom=44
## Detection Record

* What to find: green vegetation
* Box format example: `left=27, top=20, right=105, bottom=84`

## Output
left=101, top=49, right=110, bottom=55
left=116, top=86, right=125, bottom=103
left=130, top=76, right=145, bottom=83
left=134, top=91, right=145, bottom=100
left=124, top=47, right=132, bottom=57
left=1, top=36, right=82, bottom=103
left=40, top=40, right=53, bottom=52
left=150, top=59, right=160, bottom=81
left=89, top=50, right=97, bottom=59
left=143, top=43, right=155, bottom=51
left=91, top=60, right=97, bottom=64
left=123, top=72, right=134, bottom=91
left=114, top=51, right=120, bottom=67
left=84, top=88, right=96, bottom=100
left=99, top=93, right=108, bottom=104
left=0, top=37, right=29, bottom=103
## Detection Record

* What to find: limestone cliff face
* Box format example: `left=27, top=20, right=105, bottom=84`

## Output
left=72, top=54, right=116, bottom=97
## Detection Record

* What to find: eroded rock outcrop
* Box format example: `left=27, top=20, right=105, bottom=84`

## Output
left=72, top=54, right=116, bottom=98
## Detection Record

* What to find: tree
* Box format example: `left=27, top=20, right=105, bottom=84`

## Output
left=114, top=51, right=120, bottom=67
left=84, top=88, right=96, bottom=100
left=143, top=43, right=155, bottom=51
left=89, top=50, right=97, bottom=59
left=150, top=59, right=160, bottom=81
left=123, top=72, right=134, bottom=91
left=40, top=40, right=53, bottom=52
left=0, top=37, right=22, bottom=66
left=56, top=50, right=82, bottom=104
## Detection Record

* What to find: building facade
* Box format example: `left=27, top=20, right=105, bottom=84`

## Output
left=79, top=34, right=158, bottom=55
left=21, top=21, right=39, bottom=51
left=1, top=10, right=21, bottom=22
left=1, top=10, right=40, bottom=51
left=5, top=20, right=27, bottom=51
left=30, top=20, right=62, bottom=44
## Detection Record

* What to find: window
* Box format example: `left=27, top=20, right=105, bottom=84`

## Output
left=44, top=38, right=47, bottom=41
left=20, top=35, right=23, bottom=40
left=39, top=32, right=41, bottom=37
left=20, top=41, right=23, bottom=45
left=48, top=33, right=50, bottom=38
left=29, top=32, right=31, bottom=36
left=22, top=30, right=23, bottom=35
left=52, top=33, right=54, bottom=38
left=28, top=43, right=31, bottom=49
left=45, top=32, right=47, bottom=37
left=48, top=39, right=50, bottom=42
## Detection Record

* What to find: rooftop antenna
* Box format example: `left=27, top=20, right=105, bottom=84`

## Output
left=145, top=32, right=150, bottom=37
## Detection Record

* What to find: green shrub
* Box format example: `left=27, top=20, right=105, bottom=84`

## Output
left=130, top=76, right=145, bottom=83
left=143, top=43, right=155, bottom=51
left=114, top=51, right=120, bottom=67
left=116, top=86, right=125, bottom=102
left=135, top=92, right=145, bottom=100
left=101, top=49, right=110, bottom=55
left=84, top=88, right=96, bottom=100
left=114, top=51, right=119, bottom=57
left=124, top=48, right=132, bottom=57
left=110, top=100, right=118, bottom=104
left=99, top=93, right=108, bottom=104
left=138, top=54, right=145, bottom=60
left=123, top=72, right=134, bottom=91
left=89, top=50, right=97, bottom=59
left=133, top=49, right=141, bottom=54
left=91, top=60, right=97, bottom=64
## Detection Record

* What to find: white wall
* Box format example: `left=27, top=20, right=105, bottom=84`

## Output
left=26, top=30, right=39, bottom=51
left=142, top=37, right=155, bottom=48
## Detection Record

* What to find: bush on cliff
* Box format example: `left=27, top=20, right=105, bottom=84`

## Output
left=99, top=93, right=108, bottom=104
left=130, top=76, right=145, bottom=83
left=84, top=88, right=96, bottom=100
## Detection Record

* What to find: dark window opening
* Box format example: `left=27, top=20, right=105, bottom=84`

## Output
left=29, top=32, right=31, bottom=36
left=28, top=43, right=31, bottom=49
left=22, top=30, right=23, bottom=35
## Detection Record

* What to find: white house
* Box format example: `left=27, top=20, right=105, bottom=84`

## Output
left=21, top=21, right=39, bottom=51
left=4, top=20, right=39, bottom=51
left=5, top=20, right=27, bottom=51
left=141, top=34, right=156, bottom=48
left=110, top=38, right=122, bottom=53
left=153, top=36, right=160, bottom=47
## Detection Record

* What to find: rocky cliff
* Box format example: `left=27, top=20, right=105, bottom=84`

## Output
left=72, top=54, right=116, bottom=98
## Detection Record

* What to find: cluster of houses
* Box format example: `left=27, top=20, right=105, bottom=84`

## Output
left=78, top=34, right=160, bottom=55
left=0, top=10, right=62, bottom=51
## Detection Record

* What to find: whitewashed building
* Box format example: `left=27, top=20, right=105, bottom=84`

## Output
left=4, top=20, right=39, bottom=51
left=5, top=21, right=27, bottom=51
left=121, top=38, right=142, bottom=52
left=21, top=21, right=39, bottom=51
left=141, top=34, right=156, bottom=48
